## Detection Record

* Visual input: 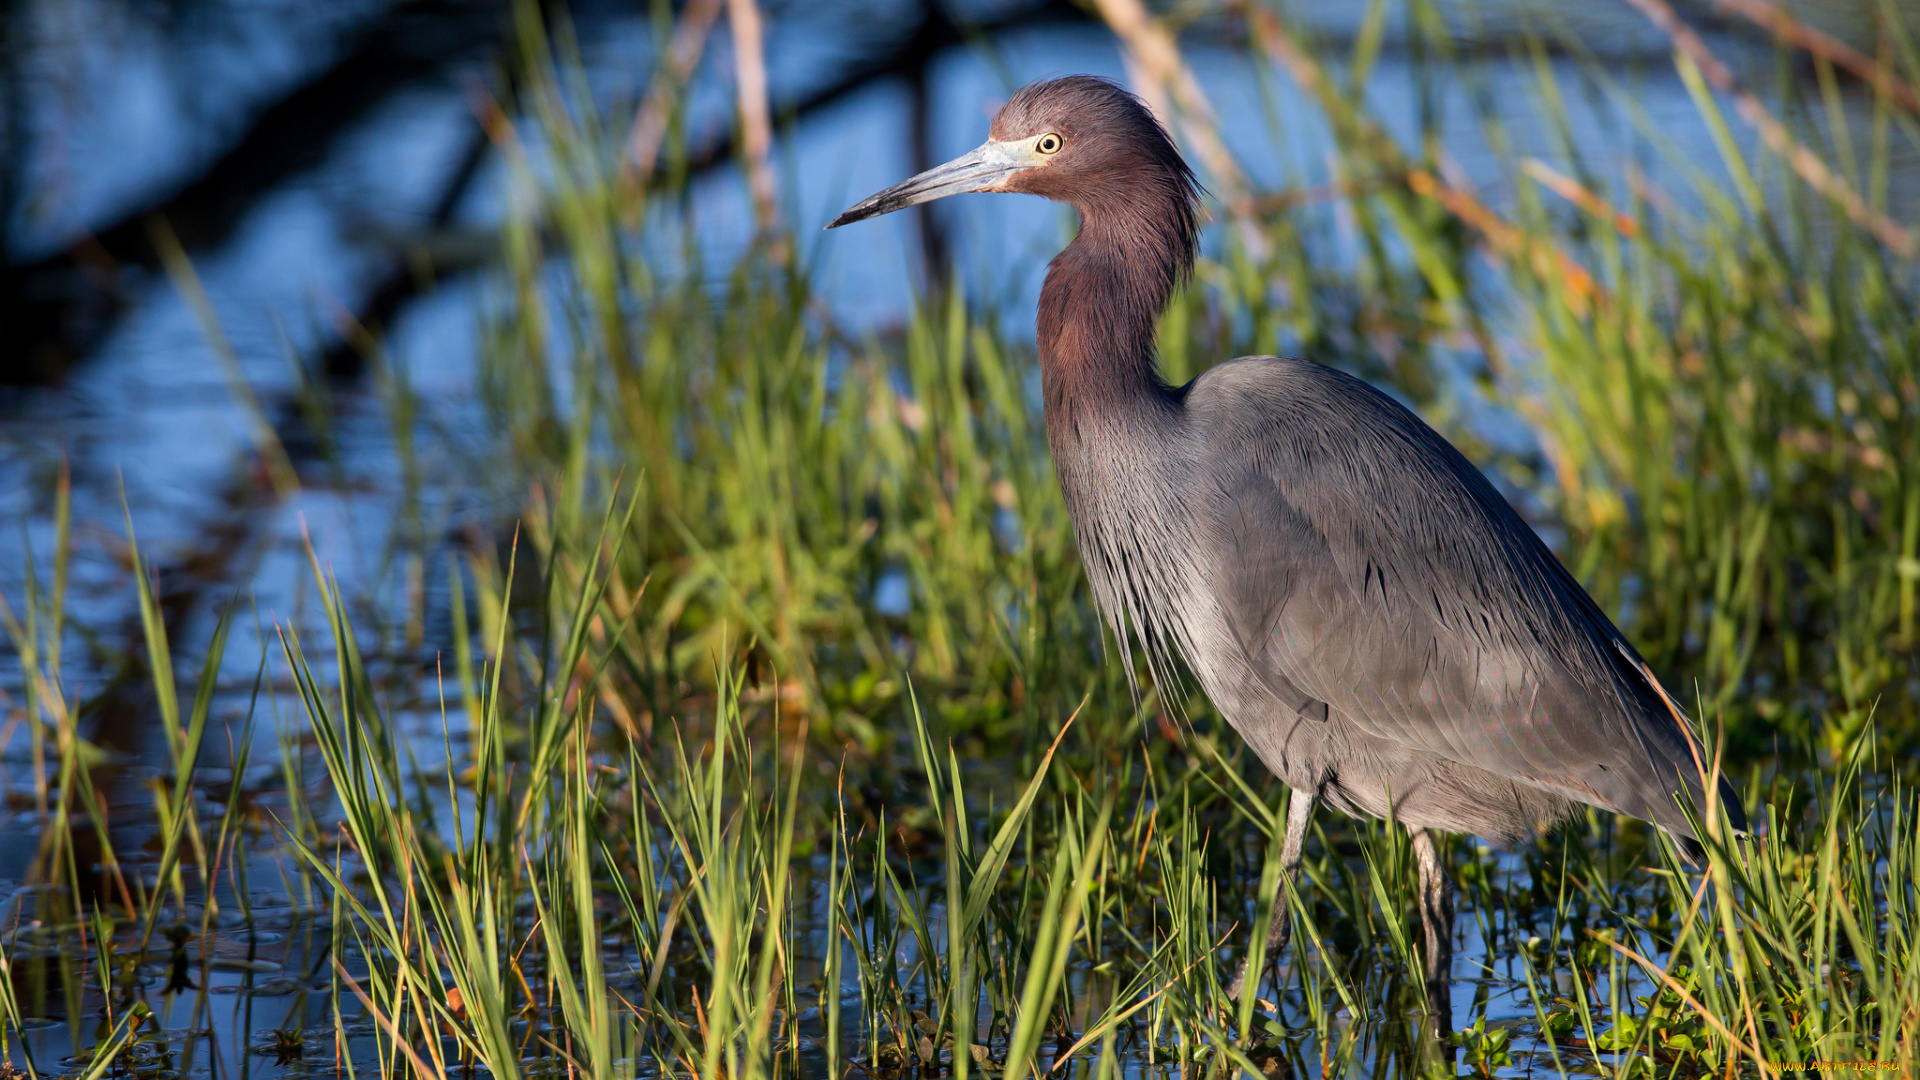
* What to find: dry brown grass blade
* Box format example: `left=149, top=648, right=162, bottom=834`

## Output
left=726, top=0, right=782, bottom=247
left=1596, top=934, right=1778, bottom=1080
left=623, top=0, right=724, bottom=187
left=1626, top=648, right=1773, bottom=1061
left=1090, top=0, right=1267, bottom=255
left=1241, top=4, right=1608, bottom=315
left=1619, top=0, right=1917, bottom=258
left=336, top=960, right=447, bottom=1080
left=1041, top=926, right=1238, bottom=1074
left=1406, top=167, right=1604, bottom=310
left=1714, top=0, right=1920, bottom=114
left=1524, top=159, right=1643, bottom=237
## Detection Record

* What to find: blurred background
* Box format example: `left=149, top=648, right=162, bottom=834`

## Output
left=4, top=0, right=1920, bottom=1074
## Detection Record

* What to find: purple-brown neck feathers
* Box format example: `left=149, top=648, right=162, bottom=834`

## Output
left=993, top=77, right=1200, bottom=418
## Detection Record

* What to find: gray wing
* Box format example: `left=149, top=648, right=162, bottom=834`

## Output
left=1186, top=357, right=1743, bottom=840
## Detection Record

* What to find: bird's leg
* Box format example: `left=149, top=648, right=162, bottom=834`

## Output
left=1410, top=828, right=1455, bottom=1039
left=1227, top=790, right=1315, bottom=1001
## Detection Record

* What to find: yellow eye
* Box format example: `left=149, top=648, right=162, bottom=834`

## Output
left=1036, top=133, right=1063, bottom=155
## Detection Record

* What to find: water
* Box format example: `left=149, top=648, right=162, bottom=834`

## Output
left=0, top=0, right=1908, bottom=1074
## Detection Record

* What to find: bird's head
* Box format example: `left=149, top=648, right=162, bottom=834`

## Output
left=827, top=76, right=1199, bottom=233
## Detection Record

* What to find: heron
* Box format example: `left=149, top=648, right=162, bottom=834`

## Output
left=828, top=75, right=1745, bottom=1036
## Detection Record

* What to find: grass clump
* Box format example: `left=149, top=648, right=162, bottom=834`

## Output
left=264, top=529, right=1920, bottom=1078
left=1, top=494, right=1917, bottom=1078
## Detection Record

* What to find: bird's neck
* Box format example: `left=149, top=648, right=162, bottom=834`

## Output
left=1037, top=209, right=1189, bottom=429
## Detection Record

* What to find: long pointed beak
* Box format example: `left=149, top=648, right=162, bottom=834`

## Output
left=826, top=141, right=1032, bottom=228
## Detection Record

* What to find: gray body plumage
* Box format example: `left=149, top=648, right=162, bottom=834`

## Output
left=1056, top=354, right=1734, bottom=845
left=829, top=73, right=1745, bottom=1035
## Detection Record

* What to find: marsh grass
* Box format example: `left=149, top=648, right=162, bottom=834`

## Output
left=1, top=489, right=1916, bottom=1078
left=6, top=0, right=1920, bottom=1075
left=191, top=517, right=1920, bottom=1078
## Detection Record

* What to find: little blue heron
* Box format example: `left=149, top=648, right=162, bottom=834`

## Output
left=828, top=75, right=1745, bottom=1036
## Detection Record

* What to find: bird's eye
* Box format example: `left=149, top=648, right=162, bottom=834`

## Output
left=1036, top=133, right=1063, bottom=155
